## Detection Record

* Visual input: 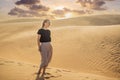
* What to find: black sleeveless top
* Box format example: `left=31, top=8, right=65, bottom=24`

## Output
left=37, top=28, right=51, bottom=42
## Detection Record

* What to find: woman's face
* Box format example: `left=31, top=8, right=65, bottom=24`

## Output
left=44, top=21, right=50, bottom=28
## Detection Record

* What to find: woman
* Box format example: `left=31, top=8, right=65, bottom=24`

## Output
left=37, top=19, right=53, bottom=77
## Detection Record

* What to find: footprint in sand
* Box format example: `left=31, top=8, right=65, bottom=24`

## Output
left=35, top=75, right=55, bottom=80
left=62, top=69, right=71, bottom=72
left=0, top=59, right=14, bottom=65
left=33, top=65, right=38, bottom=68
left=4, top=61, right=14, bottom=63
left=42, top=75, right=60, bottom=79
left=0, top=63, right=4, bottom=65
left=44, top=76, right=50, bottom=79
left=56, top=69, right=62, bottom=73
left=17, top=62, right=23, bottom=66
left=43, top=73, right=56, bottom=79
left=85, top=77, right=89, bottom=79
left=35, top=71, right=62, bottom=80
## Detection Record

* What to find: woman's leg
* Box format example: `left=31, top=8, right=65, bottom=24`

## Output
left=41, top=66, right=47, bottom=77
left=48, top=44, right=53, bottom=64
left=37, top=66, right=42, bottom=74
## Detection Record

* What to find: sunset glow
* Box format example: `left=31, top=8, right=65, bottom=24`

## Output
left=54, top=6, right=64, bottom=10
left=65, top=13, right=73, bottom=18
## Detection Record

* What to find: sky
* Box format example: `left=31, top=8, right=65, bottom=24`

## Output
left=0, top=0, right=120, bottom=19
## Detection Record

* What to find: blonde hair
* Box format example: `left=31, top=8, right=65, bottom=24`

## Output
left=42, top=19, right=50, bottom=28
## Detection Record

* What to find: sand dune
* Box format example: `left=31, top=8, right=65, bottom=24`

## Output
left=0, top=58, right=117, bottom=80
left=1, top=14, right=120, bottom=26
left=51, top=25, right=120, bottom=78
left=0, top=18, right=120, bottom=80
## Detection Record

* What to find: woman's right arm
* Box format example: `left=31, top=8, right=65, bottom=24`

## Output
left=37, top=34, right=41, bottom=50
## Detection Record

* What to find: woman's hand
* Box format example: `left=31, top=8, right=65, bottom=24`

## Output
left=38, top=45, right=41, bottom=52
left=37, top=34, right=41, bottom=52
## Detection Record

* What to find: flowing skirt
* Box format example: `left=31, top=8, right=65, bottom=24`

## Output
left=39, top=42, right=53, bottom=67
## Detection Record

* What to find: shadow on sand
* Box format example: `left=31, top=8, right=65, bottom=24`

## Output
left=35, top=73, right=52, bottom=80
left=35, top=74, right=45, bottom=80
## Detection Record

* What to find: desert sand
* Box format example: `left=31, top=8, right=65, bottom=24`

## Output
left=0, top=15, right=120, bottom=80
left=0, top=57, right=117, bottom=80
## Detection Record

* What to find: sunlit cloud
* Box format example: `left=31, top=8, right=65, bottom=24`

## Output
left=52, top=7, right=86, bottom=19
left=65, top=13, right=73, bottom=18
left=54, top=6, right=64, bottom=10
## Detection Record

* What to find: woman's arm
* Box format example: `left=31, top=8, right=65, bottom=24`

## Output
left=37, top=34, right=41, bottom=50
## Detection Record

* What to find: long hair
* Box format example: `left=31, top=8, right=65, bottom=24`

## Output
left=42, top=19, right=50, bottom=28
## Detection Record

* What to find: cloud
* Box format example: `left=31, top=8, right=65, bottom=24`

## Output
left=29, top=4, right=49, bottom=11
left=77, top=0, right=106, bottom=10
left=8, top=0, right=116, bottom=19
left=72, top=9, right=85, bottom=14
left=52, top=7, right=85, bottom=17
left=8, top=7, right=46, bottom=17
left=52, top=10, right=65, bottom=17
left=8, top=7, right=55, bottom=19
left=8, top=0, right=54, bottom=18
left=16, top=0, right=40, bottom=5
left=77, top=0, right=116, bottom=10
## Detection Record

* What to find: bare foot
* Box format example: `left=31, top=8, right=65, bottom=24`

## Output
left=41, top=73, right=45, bottom=77
left=37, top=72, right=41, bottom=75
left=34, top=72, right=41, bottom=75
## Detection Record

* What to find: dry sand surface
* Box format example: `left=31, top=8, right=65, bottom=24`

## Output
left=0, top=20, right=120, bottom=80
left=0, top=58, right=118, bottom=80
